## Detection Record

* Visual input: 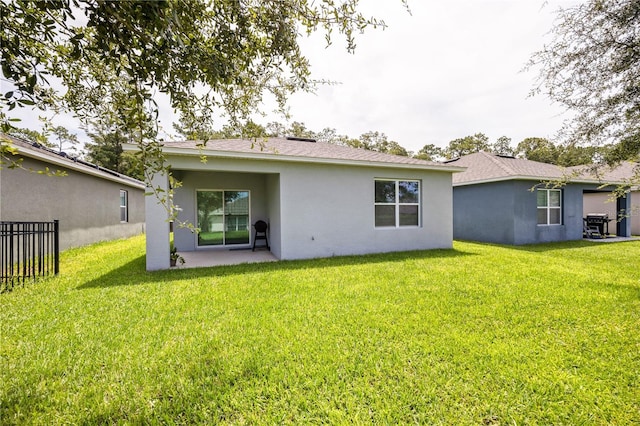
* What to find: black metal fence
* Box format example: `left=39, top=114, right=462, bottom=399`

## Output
left=1, top=220, right=59, bottom=293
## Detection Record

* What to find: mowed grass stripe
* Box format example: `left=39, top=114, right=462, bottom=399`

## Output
left=1, top=235, right=638, bottom=424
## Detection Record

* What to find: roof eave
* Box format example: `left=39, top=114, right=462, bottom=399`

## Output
left=160, top=146, right=466, bottom=173
left=453, top=175, right=631, bottom=187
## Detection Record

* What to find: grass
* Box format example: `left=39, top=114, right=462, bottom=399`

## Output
left=198, top=230, right=249, bottom=245
left=1, top=236, right=639, bottom=425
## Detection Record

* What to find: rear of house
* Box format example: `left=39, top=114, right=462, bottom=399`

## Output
left=144, top=138, right=464, bottom=270
left=1, top=135, right=145, bottom=250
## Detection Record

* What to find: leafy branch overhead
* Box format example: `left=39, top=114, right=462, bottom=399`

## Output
left=1, top=0, right=406, bottom=131
left=1, top=0, right=408, bottom=223
left=528, top=0, right=640, bottom=156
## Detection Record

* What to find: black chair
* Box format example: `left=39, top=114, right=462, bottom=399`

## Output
left=252, top=220, right=270, bottom=251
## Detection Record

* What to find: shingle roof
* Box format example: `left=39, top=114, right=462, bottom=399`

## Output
left=161, top=138, right=463, bottom=171
left=1, top=133, right=144, bottom=188
left=447, top=151, right=566, bottom=185
left=569, top=161, right=640, bottom=184
left=447, top=151, right=639, bottom=186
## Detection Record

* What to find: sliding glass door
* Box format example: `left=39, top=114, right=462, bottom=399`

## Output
left=196, top=190, right=250, bottom=246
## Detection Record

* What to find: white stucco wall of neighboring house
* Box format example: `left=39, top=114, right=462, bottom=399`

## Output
left=1, top=154, right=145, bottom=251
left=583, top=191, right=640, bottom=235
left=168, top=154, right=454, bottom=263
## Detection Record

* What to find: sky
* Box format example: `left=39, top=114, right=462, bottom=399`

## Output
left=265, top=0, right=576, bottom=154
left=9, top=0, right=578, bottom=154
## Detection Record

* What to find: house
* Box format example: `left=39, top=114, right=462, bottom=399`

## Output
left=143, top=137, right=464, bottom=270
left=445, top=151, right=634, bottom=245
left=1, top=134, right=145, bottom=250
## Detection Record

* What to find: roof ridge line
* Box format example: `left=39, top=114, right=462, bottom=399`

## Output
left=480, top=151, right=515, bottom=175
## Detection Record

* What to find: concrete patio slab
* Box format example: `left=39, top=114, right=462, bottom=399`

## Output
left=583, top=236, right=640, bottom=243
left=173, top=249, right=278, bottom=269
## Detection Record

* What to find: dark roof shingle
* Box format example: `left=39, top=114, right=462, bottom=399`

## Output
left=162, top=138, right=462, bottom=170
left=447, top=151, right=566, bottom=184
left=447, top=151, right=639, bottom=186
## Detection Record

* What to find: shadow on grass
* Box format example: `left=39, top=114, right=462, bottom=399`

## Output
left=458, top=238, right=640, bottom=253
left=77, top=248, right=475, bottom=290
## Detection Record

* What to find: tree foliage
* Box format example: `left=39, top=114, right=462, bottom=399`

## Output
left=1, top=0, right=407, bottom=223
left=339, top=131, right=408, bottom=156
left=2, top=0, right=402, bottom=131
left=415, top=144, right=444, bottom=161
left=516, top=137, right=557, bottom=164
left=444, top=133, right=490, bottom=159
left=48, top=125, right=79, bottom=154
left=528, top=0, right=640, bottom=161
left=492, top=136, right=515, bottom=156
left=85, top=130, right=144, bottom=180
left=515, top=137, right=600, bottom=167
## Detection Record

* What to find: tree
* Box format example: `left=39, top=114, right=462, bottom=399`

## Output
left=265, top=122, right=288, bottom=138
left=286, top=122, right=315, bottom=139
left=414, top=144, right=444, bottom=161
left=516, top=137, right=558, bottom=164
left=556, top=143, right=598, bottom=167
left=48, top=125, right=80, bottom=154
left=356, top=131, right=408, bottom=156
left=314, top=127, right=339, bottom=144
left=492, top=136, right=515, bottom=156
left=602, top=133, right=640, bottom=164
left=445, top=133, right=490, bottom=159
left=172, top=110, right=222, bottom=141
left=2, top=0, right=407, bottom=223
left=2, top=1, right=403, bottom=131
left=85, top=130, right=144, bottom=180
left=516, top=137, right=599, bottom=166
left=528, top=0, right=640, bottom=161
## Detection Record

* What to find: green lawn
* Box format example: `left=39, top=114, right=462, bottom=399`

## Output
left=1, top=236, right=639, bottom=424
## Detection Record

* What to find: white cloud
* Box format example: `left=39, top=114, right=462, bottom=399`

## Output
left=276, top=0, right=575, bottom=152
left=7, top=0, right=577, bottom=153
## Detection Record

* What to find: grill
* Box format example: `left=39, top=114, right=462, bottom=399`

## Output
left=584, top=213, right=612, bottom=238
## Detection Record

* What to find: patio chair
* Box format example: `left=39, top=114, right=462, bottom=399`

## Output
left=252, top=220, right=270, bottom=251
left=583, top=219, right=602, bottom=239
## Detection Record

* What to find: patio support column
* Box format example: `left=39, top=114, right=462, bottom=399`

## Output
left=616, top=192, right=632, bottom=237
left=145, top=170, right=171, bottom=270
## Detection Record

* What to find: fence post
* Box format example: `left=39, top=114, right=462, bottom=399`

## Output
left=54, top=220, right=59, bottom=275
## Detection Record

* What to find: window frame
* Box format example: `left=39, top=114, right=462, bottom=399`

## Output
left=119, top=190, right=128, bottom=223
left=195, top=189, right=251, bottom=247
left=374, top=179, right=421, bottom=228
left=536, top=188, right=562, bottom=226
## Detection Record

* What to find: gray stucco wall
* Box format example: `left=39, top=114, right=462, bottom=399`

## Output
left=453, top=181, right=517, bottom=244
left=453, top=180, right=588, bottom=245
left=0, top=156, right=145, bottom=250
left=169, top=155, right=454, bottom=261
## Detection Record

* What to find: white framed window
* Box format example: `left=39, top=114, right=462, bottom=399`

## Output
left=537, top=189, right=562, bottom=225
left=375, top=179, right=420, bottom=228
left=119, top=190, right=128, bottom=222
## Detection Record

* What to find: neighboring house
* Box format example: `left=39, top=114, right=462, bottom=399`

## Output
left=445, top=151, right=635, bottom=245
left=1, top=135, right=145, bottom=250
left=142, top=137, right=464, bottom=270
